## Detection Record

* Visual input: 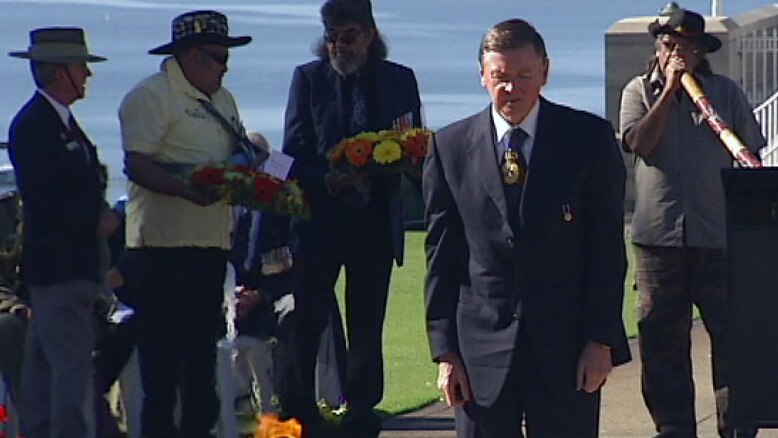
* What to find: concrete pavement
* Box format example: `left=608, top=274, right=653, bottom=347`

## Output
left=379, top=321, right=778, bottom=438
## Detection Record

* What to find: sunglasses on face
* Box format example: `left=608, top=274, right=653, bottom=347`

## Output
left=199, top=47, right=229, bottom=65
left=324, top=28, right=361, bottom=45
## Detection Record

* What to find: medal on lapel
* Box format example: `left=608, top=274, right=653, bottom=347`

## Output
left=502, top=150, right=524, bottom=185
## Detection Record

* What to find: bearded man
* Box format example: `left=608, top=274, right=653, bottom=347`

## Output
left=274, top=0, right=423, bottom=436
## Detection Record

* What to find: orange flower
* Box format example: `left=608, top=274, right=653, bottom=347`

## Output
left=327, top=128, right=433, bottom=172
left=343, top=138, right=373, bottom=167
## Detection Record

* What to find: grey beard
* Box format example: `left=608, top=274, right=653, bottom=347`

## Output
left=330, top=56, right=364, bottom=76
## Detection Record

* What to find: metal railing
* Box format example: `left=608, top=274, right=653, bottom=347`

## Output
left=740, top=27, right=778, bottom=108
left=753, top=88, right=778, bottom=166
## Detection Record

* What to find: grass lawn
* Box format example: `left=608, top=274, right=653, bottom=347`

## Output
left=335, top=231, right=640, bottom=416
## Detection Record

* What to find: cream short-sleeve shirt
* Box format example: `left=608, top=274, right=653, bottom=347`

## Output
left=119, top=57, right=240, bottom=249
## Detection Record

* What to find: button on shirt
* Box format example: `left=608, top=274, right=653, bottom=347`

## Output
left=620, top=68, right=766, bottom=248
left=119, top=56, right=237, bottom=249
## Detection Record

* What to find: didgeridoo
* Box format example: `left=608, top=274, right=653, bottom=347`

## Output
left=680, top=73, right=762, bottom=168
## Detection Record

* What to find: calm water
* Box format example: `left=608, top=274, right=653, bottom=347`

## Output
left=0, top=0, right=772, bottom=201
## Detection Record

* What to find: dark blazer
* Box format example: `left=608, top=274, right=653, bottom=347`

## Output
left=282, top=58, right=422, bottom=265
left=424, top=97, right=630, bottom=407
left=7, top=92, right=103, bottom=286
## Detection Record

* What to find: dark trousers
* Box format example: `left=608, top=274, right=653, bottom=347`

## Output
left=461, top=332, right=601, bottom=438
left=634, top=245, right=743, bottom=438
left=276, top=208, right=393, bottom=437
left=132, top=247, right=228, bottom=438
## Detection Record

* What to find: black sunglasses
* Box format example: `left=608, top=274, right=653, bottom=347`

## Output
left=199, top=47, right=229, bottom=65
left=324, top=28, right=361, bottom=45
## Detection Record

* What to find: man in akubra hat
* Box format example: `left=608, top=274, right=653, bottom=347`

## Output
left=620, top=8, right=764, bottom=438
left=118, top=10, right=252, bottom=438
left=7, top=27, right=120, bottom=438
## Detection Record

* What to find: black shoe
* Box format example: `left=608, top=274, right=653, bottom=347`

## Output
left=341, top=409, right=382, bottom=438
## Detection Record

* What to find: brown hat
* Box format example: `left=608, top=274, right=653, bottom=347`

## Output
left=648, top=8, right=721, bottom=53
left=9, top=27, right=106, bottom=63
left=149, top=10, right=251, bottom=55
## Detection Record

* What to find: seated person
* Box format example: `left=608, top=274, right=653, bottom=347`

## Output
left=228, top=133, right=346, bottom=416
left=0, top=192, right=26, bottom=404
left=0, top=288, right=27, bottom=404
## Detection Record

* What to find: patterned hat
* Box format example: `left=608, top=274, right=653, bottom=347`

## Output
left=648, top=8, right=721, bottom=53
left=149, top=10, right=252, bottom=55
left=9, top=27, right=106, bottom=63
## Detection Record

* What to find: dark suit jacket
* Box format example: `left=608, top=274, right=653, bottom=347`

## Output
left=7, top=92, right=102, bottom=286
left=282, top=58, right=422, bottom=265
left=424, top=98, right=630, bottom=407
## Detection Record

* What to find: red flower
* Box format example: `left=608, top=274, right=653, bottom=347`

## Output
left=403, top=133, right=428, bottom=161
left=233, top=165, right=254, bottom=175
left=254, top=175, right=282, bottom=204
left=192, top=167, right=225, bottom=186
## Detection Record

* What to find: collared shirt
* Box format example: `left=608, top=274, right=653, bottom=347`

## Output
left=491, top=98, right=540, bottom=165
left=119, top=57, right=238, bottom=249
left=38, top=88, right=71, bottom=127
left=620, top=67, right=766, bottom=248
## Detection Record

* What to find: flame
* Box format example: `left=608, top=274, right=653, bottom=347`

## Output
left=255, top=413, right=302, bottom=438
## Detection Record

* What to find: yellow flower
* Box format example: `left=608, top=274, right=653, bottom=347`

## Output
left=373, top=140, right=403, bottom=164
left=354, top=132, right=380, bottom=142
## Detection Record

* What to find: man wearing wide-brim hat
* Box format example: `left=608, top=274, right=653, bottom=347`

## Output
left=619, top=8, right=764, bottom=438
left=117, top=9, right=253, bottom=437
left=7, top=27, right=120, bottom=438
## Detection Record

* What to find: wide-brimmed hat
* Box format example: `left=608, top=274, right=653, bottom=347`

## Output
left=648, top=8, right=721, bottom=53
left=9, top=27, right=106, bottom=63
left=149, top=10, right=252, bottom=55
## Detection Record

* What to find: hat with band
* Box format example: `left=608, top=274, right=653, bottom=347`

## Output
left=149, top=10, right=252, bottom=55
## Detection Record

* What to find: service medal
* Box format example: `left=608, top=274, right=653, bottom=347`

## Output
left=502, top=151, right=522, bottom=185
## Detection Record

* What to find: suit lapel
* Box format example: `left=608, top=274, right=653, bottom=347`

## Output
left=31, top=92, right=70, bottom=141
left=33, top=92, right=99, bottom=170
left=520, top=98, right=555, bottom=227
left=467, top=107, right=511, bottom=225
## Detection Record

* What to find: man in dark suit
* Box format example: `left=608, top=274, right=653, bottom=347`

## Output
left=424, top=19, right=629, bottom=437
left=276, top=0, right=422, bottom=436
left=7, top=27, right=118, bottom=438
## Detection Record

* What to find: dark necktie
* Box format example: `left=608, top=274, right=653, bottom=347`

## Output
left=350, top=75, right=368, bottom=135
left=68, top=115, right=91, bottom=164
left=500, top=127, right=528, bottom=234
left=501, top=127, right=528, bottom=184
